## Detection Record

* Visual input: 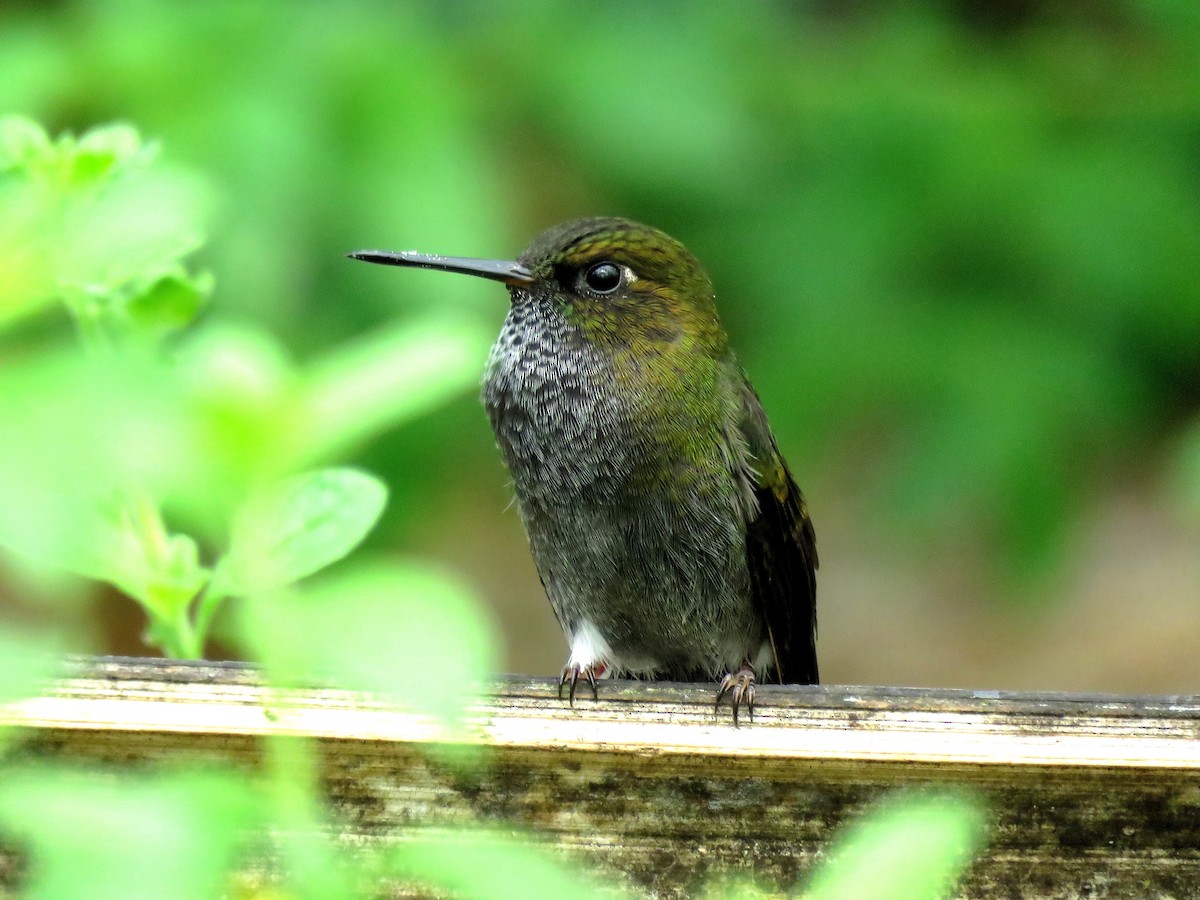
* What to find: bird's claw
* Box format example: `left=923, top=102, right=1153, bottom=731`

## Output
left=558, top=663, right=600, bottom=706
left=715, top=664, right=756, bottom=726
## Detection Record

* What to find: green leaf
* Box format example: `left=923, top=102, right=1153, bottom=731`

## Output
left=0, top=625, right=64, bottom=755
left=295, top=317, right=491, bottom=464
left=0, top=349, right=220, bottom=630
left=697, top=877, right=774, bottom=900
left=391, top=829, right=619, bottom=900
left=803, top=791, right=987, bottom=900
left=0, top=767, right=258, bottom=900
left=0, top=352, right=193, bottom=592
left=0, top=626, right=62, bottom=707
left=0, top=118, right=210, bottom=334
left=216, top=467, right=387, bottom=596
left=238, top=561, right=496, bottom=731
left=69, top=122, right=147, bottom=187
left=259, top=735, right=360, bottom=900
left=173, top=324, right=295, bottom=535
left=0, top=119, right=54, bottom=323
left=125, top=269, right=212, bottom=334
left=144, top=531, right=210, bottom=615
left=58, top=164, right=210, bottom=304
left=0, top=115, right=51, bottom=170
left=34, top=490, right=201, bottom=606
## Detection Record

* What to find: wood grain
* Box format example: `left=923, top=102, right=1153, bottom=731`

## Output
left=4, top=657, right=1200, bottom=898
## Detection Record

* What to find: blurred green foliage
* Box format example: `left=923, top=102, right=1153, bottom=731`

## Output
left=0, top=116, right=495, bottom=665
left=0, top=767, right=259, bottom=900
left=3, top=0, right=1197, bottom=589
left=803, top=790, right=987, bottom=900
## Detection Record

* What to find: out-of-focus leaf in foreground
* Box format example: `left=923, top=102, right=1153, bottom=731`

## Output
left=0, top=115, right=211, bottom=333
left=239, top=561, right=497, bottom=733
left=0, top=350, right=194, bottom=586
left=215, top=467, right=388, bottom=597
left=0, top=767, right=257, bottom=900
left=391, top=828, right=620, bottom=900
left=296, top=316, right=493, bottom=464
left=0, top=626, right=61, bottom=707
left=803, top=791, right=987, bottom=900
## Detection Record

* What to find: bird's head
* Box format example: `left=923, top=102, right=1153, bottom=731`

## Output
left=350, top=217, right=726, bottom=353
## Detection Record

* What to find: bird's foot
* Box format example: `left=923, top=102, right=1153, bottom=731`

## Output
left=558, top=662, right=603, bottom=706
left=715, top=663, right=756, bottom=726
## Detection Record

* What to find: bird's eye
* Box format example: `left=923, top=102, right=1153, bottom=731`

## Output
left=583, top=262, right=622, bottom=294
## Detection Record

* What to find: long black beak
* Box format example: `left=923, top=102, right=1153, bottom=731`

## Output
left=347, top=250, right=535, bottom=286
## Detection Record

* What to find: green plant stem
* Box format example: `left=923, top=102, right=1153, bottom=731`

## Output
left=263, top=733, right=354, bottom=898
left=190, top=583, right=229, bottom=657
left=69, top=295, right=118, bottom=354
left=130, top=493, right=205, bottom=659
left=130, top=491, right=170, bottom=567
left=159, top=602, right=202, bottom=659
left=70, top=293, right=203, bottom=659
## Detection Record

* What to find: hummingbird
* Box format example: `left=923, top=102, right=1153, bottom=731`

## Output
left=349, top=218, right=817, bottom=723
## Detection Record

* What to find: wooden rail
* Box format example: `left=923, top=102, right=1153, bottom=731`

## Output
left=3, top=658, right=1200, bottom=897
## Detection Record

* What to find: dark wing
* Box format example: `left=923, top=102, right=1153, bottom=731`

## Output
left=738, top=378, right=819, bottom=685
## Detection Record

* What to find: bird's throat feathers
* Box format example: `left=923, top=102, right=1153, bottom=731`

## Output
left=505, top=216, right=744, bottom=479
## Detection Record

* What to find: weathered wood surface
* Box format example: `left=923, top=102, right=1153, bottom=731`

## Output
left=4, top=657, right=1200, bottom=898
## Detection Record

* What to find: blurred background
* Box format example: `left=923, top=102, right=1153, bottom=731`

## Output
left=1, top=0, right=1198, bottom=693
